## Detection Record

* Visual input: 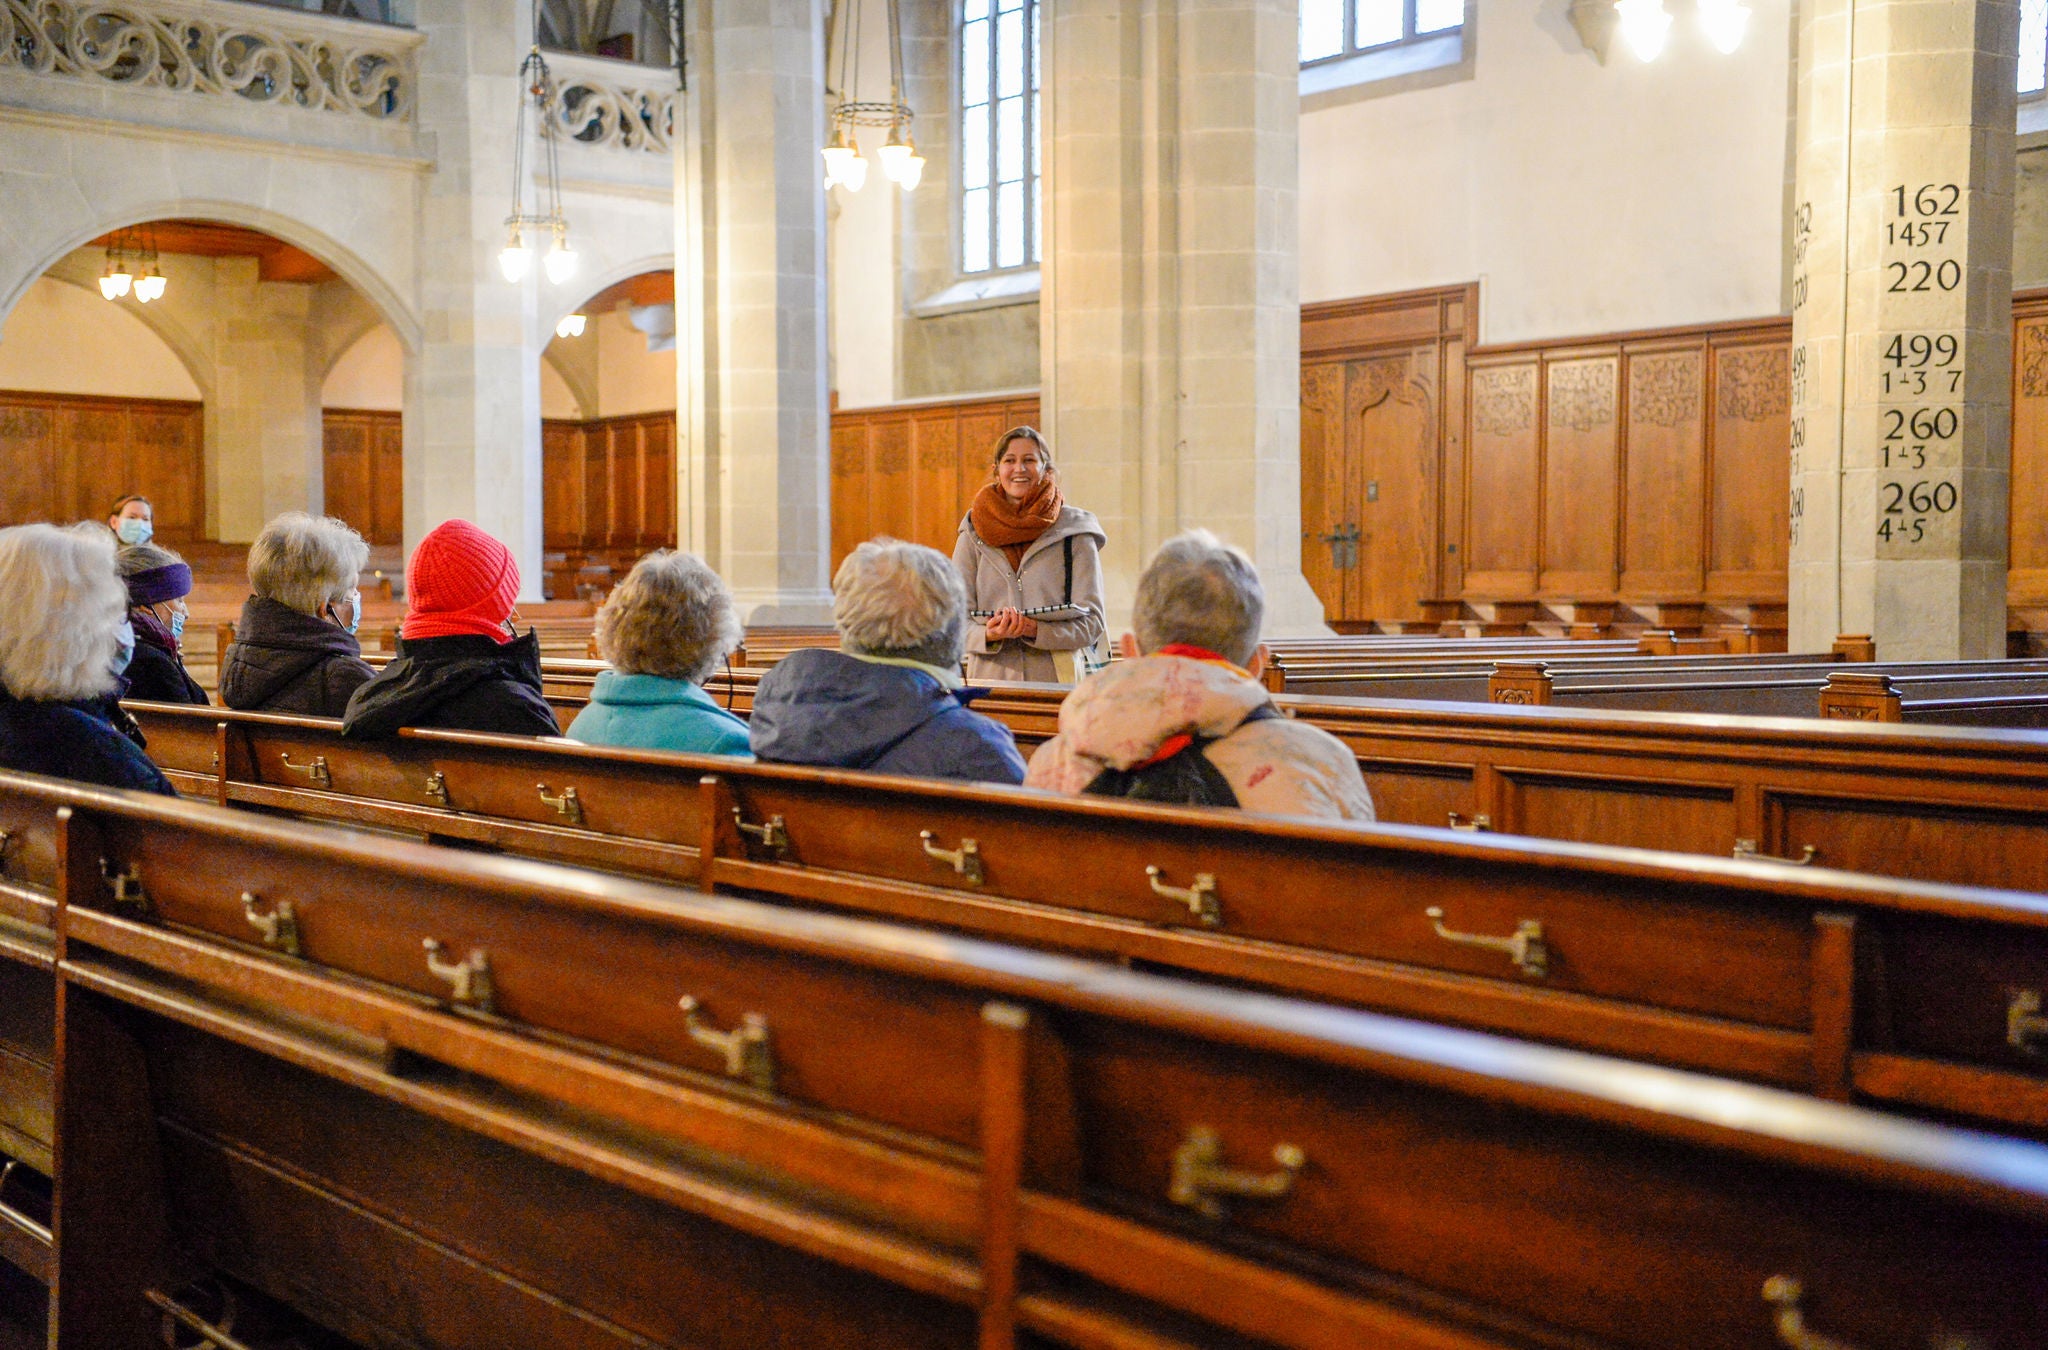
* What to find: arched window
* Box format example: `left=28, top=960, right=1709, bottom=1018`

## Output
left=959, top=0, right=1039, bottom=275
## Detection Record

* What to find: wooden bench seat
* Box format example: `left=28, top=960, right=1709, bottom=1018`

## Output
left=119, top=706, right=2048, bottom=1133
left=33, top=776, right=2048, bottom=1350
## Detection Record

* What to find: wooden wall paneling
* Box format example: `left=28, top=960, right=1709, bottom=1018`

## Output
left=542, top=418, right=584, bottom=551
left=58, top=403, right=132, bottom=529
left=323, top=414, right=371, bottom=538
left=640, top=417, right=674, bottom=550
left=912, top=415, right=960, bottom=551
left=584, top=421, right=612, bottom=547
left=369, top=415, right=403, bottom=546
left=0, top=400, right=57, bottom=528
left=1463, top=359, right=1542, bottom=597
left=1705, top=335, right=1792, bottom=602
left=867, top=416, right=915, bottom=546
left=1619, top=343, right=1708, bottom=599
left=955, top=408, right=1011, bottom=524
left=829, top=417, right=871, bottom=574
left=1539, top=354, right=1622, bottom=597
left=2011, top=298, right=2048, bottom=607
left=128, top=405, right=203, bottom=542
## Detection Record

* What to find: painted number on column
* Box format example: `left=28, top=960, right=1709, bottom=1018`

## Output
left=1877, top=184, right=1966, bottom=560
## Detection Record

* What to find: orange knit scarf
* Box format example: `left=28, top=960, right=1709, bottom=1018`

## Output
left=970, top=477, right=1063, bottom=570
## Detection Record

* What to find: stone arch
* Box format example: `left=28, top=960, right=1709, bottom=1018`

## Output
left=31, top=269, right=217, bottom=404
left=546, top=254, right=677, bottom=340
left=0, top=200, right=419, bottom=356
left=541, top=347, right=598, bottom=419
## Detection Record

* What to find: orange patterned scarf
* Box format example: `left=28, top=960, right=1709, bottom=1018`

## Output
left=970, top=477, right=1063, bottom=570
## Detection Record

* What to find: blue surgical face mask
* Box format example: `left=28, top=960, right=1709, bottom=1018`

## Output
left=110, top=621, right=135, bottom=677
left=168, top=609, right=185, bottom=642
left=334, top=590, right=361, bottom=635
left=115, top=517, right=152, bottom=546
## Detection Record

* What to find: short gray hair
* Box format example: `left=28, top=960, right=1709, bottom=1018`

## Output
left=248, top=512, right=370, bottom=615
left=833, top=538, right=966, bottom=670
left=1133, top=529, right=1264, bottom=666
left=0, top=523, right=128, bottom=701
left=596, top=550, right=742, bottom=683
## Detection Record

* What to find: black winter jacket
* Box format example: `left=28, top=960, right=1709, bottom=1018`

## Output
left=123, top=631, right=208, bottom=706
left=0, top=685, right=176, bottom=795
left=341, top=629, right=559, bottom=739
left=221, top=596, right=375, bottom=719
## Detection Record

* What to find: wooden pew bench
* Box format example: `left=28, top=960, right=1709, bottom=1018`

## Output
left=122, top=706, right=2048, bottom=1133
left=35, top=777, right=2048, bottom=1350
left=1475, top=656, right=2048, bottom=723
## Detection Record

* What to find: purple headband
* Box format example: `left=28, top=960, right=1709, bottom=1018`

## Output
left=125, top=563, right=192, bottom=607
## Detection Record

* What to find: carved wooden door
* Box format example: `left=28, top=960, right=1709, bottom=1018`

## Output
left=1299, top=361, right=1359, bottom=621
left=1351, top=350, right=1437, bottom=624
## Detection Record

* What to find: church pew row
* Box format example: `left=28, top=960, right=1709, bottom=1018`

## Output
left=521, top=662, right=2048, bottom=896
left=23, top=775, right=2048, bottom=1350
left=121, top=704, right=2048, bottom=1133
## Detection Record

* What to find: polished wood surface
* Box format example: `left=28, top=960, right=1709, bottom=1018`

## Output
left=22, top=774, right=2048, bottom=1350
left=116, top=703, right=2048, bottom=1132
left=830, top=392, right=1042, bottom=574
left=321, top=408, right=404, bottom=546
left=0, top=392, right=204, bottom=542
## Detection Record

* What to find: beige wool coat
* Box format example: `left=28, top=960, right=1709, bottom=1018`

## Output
left=953, top=505, right=1107, bottom=683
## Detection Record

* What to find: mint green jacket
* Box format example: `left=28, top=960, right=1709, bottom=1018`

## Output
left=564, top=670, right=752, bottom=757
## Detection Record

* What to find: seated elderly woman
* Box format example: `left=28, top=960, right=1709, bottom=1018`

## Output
left=0, top=523, right=174, bottom=794
left=221, top=512, right=376, bottom=718
left=748, top=538, right=1026, bottom=784
left=566, top=550, right=750, bottom=755
left=1026, top=529, right=1374, bottom=820
left=115, top=540, right=208, bottom=705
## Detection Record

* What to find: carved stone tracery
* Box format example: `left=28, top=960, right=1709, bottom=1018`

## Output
left=548, top=53, right=676, bottom=154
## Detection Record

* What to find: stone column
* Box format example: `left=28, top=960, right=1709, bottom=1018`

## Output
left=1041, top=0, right=1325, bottom=635
left=209, top=258, right=325, bottom=542
left=407, top=0, right=546, bottom=599
left=674, top=0, right=833, bottom=622
left=1789, top=0, right=2016, bottom=658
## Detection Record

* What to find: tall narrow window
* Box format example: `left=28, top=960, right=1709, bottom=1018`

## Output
left=1300, top=0, right=1462, bottom=66
left=2025, top=0, right=2048, bottom=97
left=960, top=0, right=1039, bottom=275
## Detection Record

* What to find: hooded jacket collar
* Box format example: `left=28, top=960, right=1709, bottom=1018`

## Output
left=747, top=648, right=981, bottom=770
left=220, top=596, right=363, bottom=708
left=1052, top=652, right=1271, bottom=772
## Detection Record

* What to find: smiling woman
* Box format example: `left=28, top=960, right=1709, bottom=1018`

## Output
left=952, top=425, right=1106, bottom=684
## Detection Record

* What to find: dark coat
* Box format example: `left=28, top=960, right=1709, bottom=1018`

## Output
left=221, top=596, right=375, bottom=719
left=124, top=628, right=208, bottom=706
left=342, top=630, right=560, bottom=739
left=0, top=685, right=176, bottom=795
left=747, top=648, right=1026, bottom=785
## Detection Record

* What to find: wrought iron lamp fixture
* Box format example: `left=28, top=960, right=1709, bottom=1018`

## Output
left=100, top=227, right=166, bottom=304
left=1569, top=0, right=1749, bottom=63
left=501, top=42, right=578, bottom=285
left=822, top=0, right=923, bottom=192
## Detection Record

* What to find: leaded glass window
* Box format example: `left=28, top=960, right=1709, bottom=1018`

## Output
left=1300, top=0, right=1463, bottom=66
left=960, top=0, right=1039, bottom=275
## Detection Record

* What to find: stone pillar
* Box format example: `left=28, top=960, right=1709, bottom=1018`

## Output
left=209, top=258, right=324, bottom=542
left=673, top=0, right=833, bottom=622
left=407, top=0, right=546, bottom=599
left=1041, top=0, right=1325, bottom=636
left=1789, top=0, right=2016, bottom=658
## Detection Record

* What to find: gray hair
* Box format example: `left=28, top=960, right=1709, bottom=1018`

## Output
left=248, top=512, right=369, bottom=615
left=1132, top=529, right=1265, bottom=666
left=832, top=538, right=967, bottom=670
left=0, top=523, right=128, bottom=701
left=595, top=550, right=742, bottom=684
left=114, top=540, right=185, bottom=579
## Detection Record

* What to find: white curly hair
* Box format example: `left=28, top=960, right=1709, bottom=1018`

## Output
left=0, top=523, right=128, bottom=701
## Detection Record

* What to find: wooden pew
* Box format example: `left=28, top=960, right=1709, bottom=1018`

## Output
left=37, top=776, right=2048, bottom=1350
left=321, top=663, right=2048, bottom=895
left=123, top=705, right=2048, bottom=1133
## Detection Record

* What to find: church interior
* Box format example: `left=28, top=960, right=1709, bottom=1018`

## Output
left=3, top=0, right=2048, bottom=1346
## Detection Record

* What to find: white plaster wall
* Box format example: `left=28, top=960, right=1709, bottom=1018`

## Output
left=1300, top=1, right=1793, bottom=342
left=592, top=308, right=679, bottom=416
left=323, top=323, right=406, bottom=410
left=0, top=277, right=201, bottom=399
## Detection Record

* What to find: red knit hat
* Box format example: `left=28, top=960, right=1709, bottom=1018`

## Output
left=401, top=519, right=521, bottom=642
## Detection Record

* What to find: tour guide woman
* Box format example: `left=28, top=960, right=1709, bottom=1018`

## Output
left=952, top=426, right=1106, bottom=683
